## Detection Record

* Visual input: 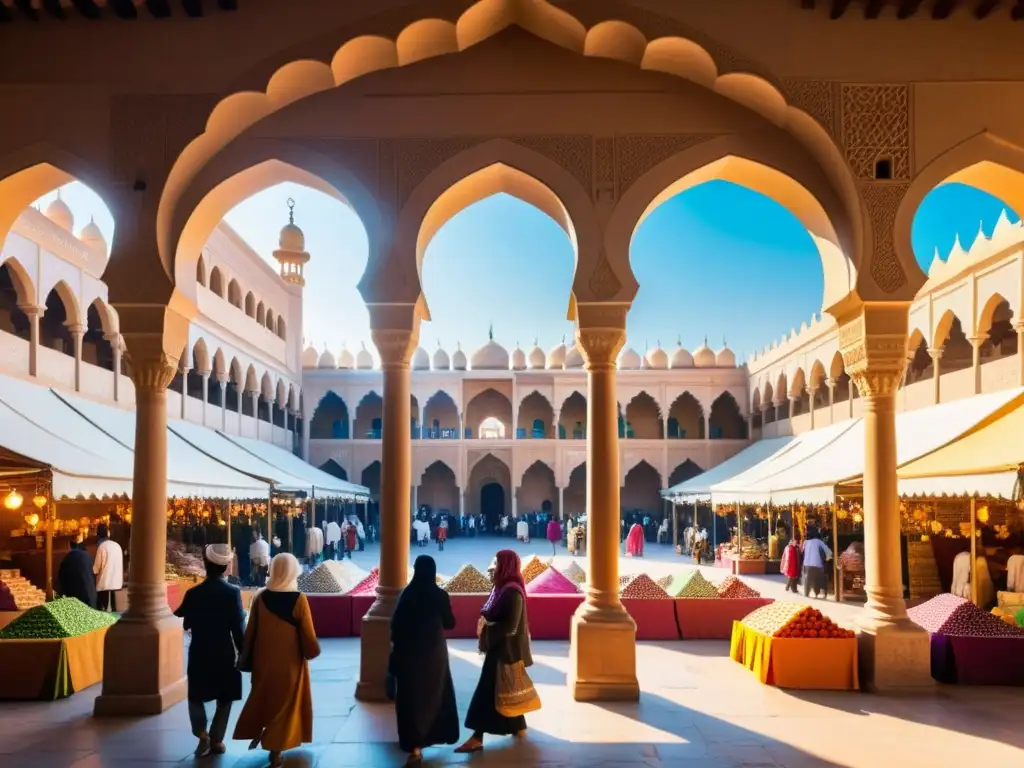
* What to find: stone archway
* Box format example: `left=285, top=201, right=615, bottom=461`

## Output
left=423, top=390, right=459, bottom=439
left=310, top=392, right=350, bottom=439
left=565, top=463, right=587, bottom=521
left=559, top=391, right=587, bottom=440
left=465, top=388, right=513, bottom=439
left=667, top=392, right=704, bottom=439
left=353, top=392, right=382, bottom=439
left=418, top=461, right=459, bottom=516
left=468, top=454, right=511, bottom=533
left=624, top=391, right=662, bottom=439
left=519, top=460, right=558, bottom=518
left=621, top=461, right=662, bottom=520
left=517, top=391, right=555, bottom=439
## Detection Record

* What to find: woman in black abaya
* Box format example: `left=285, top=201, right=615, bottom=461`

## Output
left=390, top=555, right=459, bottom=765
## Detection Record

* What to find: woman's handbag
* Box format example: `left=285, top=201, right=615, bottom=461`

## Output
left=495, top=660, right=542, bottom=717
left=236, top=595, right=260, bottom=672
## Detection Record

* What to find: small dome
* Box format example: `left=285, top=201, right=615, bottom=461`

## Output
left=671, top=343, right=694, bottom=369
left=564, top=344, right=584, bottom=369
left=337, top=344, right=355, bottom=370
left=356, top=343, right=374, bottom=370
left=471, top=339, right=509, bottom=370
left=452, top=343, right=467, bottom=371
left=301, top=345, right=319, bottom=369
left=44, top=192, right=74, bottom=231
left=546, top=340, right=567, bottom=370
left=432, top=344, right=450, bottom=371
left=511, top=343, right=526, bottom=371
left=527, top=343, right=545, bottom=370
left=646, top=343, right=668, bottom=370
left=278, top=222, right=305, bottom=253
left=78, top=217, right=107, bottom=254
left=693, top=338, right=716, bottom=368
left=617, top=347, right=641, bottom=370
left=317, top=349, right=336, bottom=369
left=715, top=345, right=736, bottom=368
left=412, top=347, right=430, bottom=371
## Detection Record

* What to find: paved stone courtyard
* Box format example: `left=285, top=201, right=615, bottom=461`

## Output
left=2, top=539, right=1022, bottom=767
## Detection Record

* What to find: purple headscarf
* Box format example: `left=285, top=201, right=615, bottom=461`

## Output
left=481, top=549, right=526, bottom=621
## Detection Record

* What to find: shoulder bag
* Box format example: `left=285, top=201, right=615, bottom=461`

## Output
left=495, top=659, right=541, bottom=717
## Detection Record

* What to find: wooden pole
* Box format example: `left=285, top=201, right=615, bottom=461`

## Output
left=267, top=491, right=273, bottom=548
left=672, top=502, right=678, bottom=550
left=737, top=505, right=743, bottom=565
left=45, top=500, right=55, bottom=600
left=970, top=497, right=978, bottom=606
left=831, top=504, right=841, bottom=602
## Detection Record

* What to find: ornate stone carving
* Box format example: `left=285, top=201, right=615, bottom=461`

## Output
left=593, top=136, right=615, bottom=205
left=125, top=352, right=179, bottom=392
left=575, top=302, right=628, bottom=330
left=616, top=134, right=718, bottom=196
left=371, top=328, right=418, bottom=368
left=781, top=79, right=839, bottom=139
left=576, top=327, right=626, bottom=368
left=588, top=254, right=622, bottom=300
left=841, top=85, right=911, bottom=181
left=861, top=182, right=910, bottom=294
left=838, top=307, right=910, bottom=399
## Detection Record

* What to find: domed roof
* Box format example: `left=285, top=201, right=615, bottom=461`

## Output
left=671, top=342, right=694, bottom=369
left=511, top=343, right=526, bottom=371
left=337, top=344, right=355, bottom=370
left=527, top=342, right=545, bottom=370
left=412, top=347, right=430, bottom=371
left=646, top=343, right=668, bottom=370
left=278, top=222, right=305, bottom=253
left=564, top=343, right=584, bottom=369
left=693, top=337, right=716, bottom=368
left=546, top=338, right=567, bottom=369
left=471, top=339, right=509, bottom=371
left=317, top=349, right=336, bottom=369
left=715, top=343, right=736, bottom=368
left=432, top=344, right=450, bottom=371
left=617, top=347, right=642, bottom=370
left=356, top=343, right=374, bottom=370
left=44, top=192, right=74, bottom=231
left=452, top=343, right=467, bottom=371
left=301, top=345, right=319, bottom=369
left=78, top=217, right=107, bottom=254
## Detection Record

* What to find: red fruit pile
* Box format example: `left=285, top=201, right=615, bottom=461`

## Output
left=774, top=607, right=854, bottom=639
left=620, top=573, right=670, bottom=600
left=349, top=567, right=379, bottom=596
left=908, top=593, right=1024, bottom=638
left=717, top=576, right=761, bottom=599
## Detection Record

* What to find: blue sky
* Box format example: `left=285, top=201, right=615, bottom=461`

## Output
left=39, top=180, right=1018, bottom=365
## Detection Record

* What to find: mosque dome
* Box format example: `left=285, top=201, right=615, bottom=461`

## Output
left=317, top=349, right=336, bottom=369
left=412, top=347, right=430, bottom=371
left=511, top=343, right=527, bottom=371
left=78, top=218, right=107, bottom=255
left=671, top=342, right=694, bottom=369
left=432, top=344, right=450, bottom=371
left=356, top=343, right=374, bottom=370
left=693, top=338, right=716, bottom=368
left=337, top=345, right=355, bottom=370
left=471, top=339, right=510, bottom=370
left=301, top=345, right=319, bottom=369
left=617, top=347, right=642, bottom=370
left=44, top=192, right=74, bottom=231
left=546, top=339, right=567, bottom=370
left=564, top=343, right=584, bottom=369
left=646, top=343, right=669, bottom=370
left=278, top=220, right=305, bottom=253
left=715, top=344, right=736, bottom=368
left=452, top=343, right=467, bottom=371
left=527, top=342, right=545, bottom=370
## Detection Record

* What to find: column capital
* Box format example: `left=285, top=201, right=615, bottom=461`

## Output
left=66, top=322, right=86, bottom=336
left=17, top=303, right=43, bottom=317
left=825, top=377, right=836, bottom=389
left=835, top=302, right=911, bottom=399
left=968, top=334, right=987, bottom=350
left=371, top=328, right=419, bottom=369
left=804, top=386, right=817, bottom=398
left=575, top=301, right=627, bottom=368
left=198, top=369, right=212, bottom=379
left=927, top=346, right=943, bottom=360
left=120, top=305, right=190, bottom=393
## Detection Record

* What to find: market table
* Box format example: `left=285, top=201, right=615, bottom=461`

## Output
left=349, top=593, right=489, bottom=639
left=622, top=599, right=680, bottom=640
left=306, top=594, right=353, bottom=638
left=721, top=556, right=767, bottom=576
left=729, top=621, right=859, bottom=690
left=526, top=594, right=584, bottom=639
left=675, top=598, right=773, bottom=640
left=929, top=634, right=1024, bottom=685
left=0, top=626, right=109, bottom=700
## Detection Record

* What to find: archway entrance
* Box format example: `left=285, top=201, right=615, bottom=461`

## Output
left=480, top=482, right=505, bottom=533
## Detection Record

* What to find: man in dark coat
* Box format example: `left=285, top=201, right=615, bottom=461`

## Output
left=174, top=544, right=245, bottom=758
left=57, top=540, right=96, bottom=609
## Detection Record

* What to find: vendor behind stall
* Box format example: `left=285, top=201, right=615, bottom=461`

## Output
left=58, top=537, right=97, bottom=609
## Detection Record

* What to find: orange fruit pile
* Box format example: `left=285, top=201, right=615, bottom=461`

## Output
left=774, top=607, right=854, bottom=639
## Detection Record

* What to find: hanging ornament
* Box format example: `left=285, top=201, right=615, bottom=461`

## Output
left=4, top=489, right=23, bottom=511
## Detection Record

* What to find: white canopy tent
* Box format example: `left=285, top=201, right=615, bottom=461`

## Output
left=713, top=388, right=1024, bottom=506
left=661, top=436, right=794, bottom=503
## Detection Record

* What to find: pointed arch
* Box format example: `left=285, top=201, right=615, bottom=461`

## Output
left=319, top=460, right=349, bottom=481
left=669, top=460, right=703, bottom=487
left=265, top=308, right=275, bottom=331
left=209, top=266, right=225, bottom=298
left=227, top=278, right=243, bottom=308
left=310, top=391, right=350, bottom=439
left=465, top=388, right=513, bottom=440
left=0, top=257, right=34, bottom=305
left=977, top=292, right=1013, bottom=338
left=191, top=337, right=211, bottom=373
left=196, top=254, right=207, bottom=287
left=276, top=315, right=287, bottom=340
left=212, top=348, right=227, bottom=380
left=423, top=389, right=459, bottom=439
left=519, top=460, right=558, bottom=518
left=624, top=391, right=663, bottom=439
left=256, top=301, right=266, bottom=325
left=708, top=392, right=746, bottom=439
left=667, top=391, right=703, bottom=439
left=44, top=279, right=80, bottom=327
left=244, top=291, right=256, bottom=318
left=418, top=460, right=459, bottom=515
left=558, top=390, right=587, bottom=440
left=354, top=390, right=383, bottom=439
left=622, top=460, right=662, bottom=516
left=516, top=390, right=554, bottom=439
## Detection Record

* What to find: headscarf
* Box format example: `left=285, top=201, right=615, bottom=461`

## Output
left=391, top=556, right=446, bottom=645
left=481, top=549, right=526, bottom=620
left=266, top=552, right=301, bottom=592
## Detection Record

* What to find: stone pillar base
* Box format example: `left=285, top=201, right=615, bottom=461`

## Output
left=857, top=620, right=934, bottom=692
left=355, top=612, right=392, bottom=702
left=93, top=614, right=186, bottom=716
left=568, top=605, right=640, bottom=702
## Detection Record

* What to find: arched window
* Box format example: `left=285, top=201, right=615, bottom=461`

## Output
left=244, top=292, right=256, bottom=318
left=531, top=417, right=545, bottom=438
left=209, top=267, right=224, bottom=297
left=196, top=255, right=207, bottom=287
left=227, top=279, right=242, bottom=309
left=276, top=316, right=286, bottom=339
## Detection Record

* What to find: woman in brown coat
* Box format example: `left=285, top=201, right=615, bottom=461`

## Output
left=234, top=553, right=320, bottom=767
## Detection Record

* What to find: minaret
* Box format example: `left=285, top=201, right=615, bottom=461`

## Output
left=273, top=197, right=311, bottom=286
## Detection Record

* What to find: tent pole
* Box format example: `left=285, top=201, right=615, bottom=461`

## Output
left=970, top=497, right=978, bottom=606
left=831, top=504, right=840, bottom=603
left=45, top=500, right=55, bottom=601
left=225, top=500, right=231, bottom=548
left=672, top=502, right=678, bottom=551
left=267, top=490, right=273, bottom=548
left=711, top=502, right=717, bottom=558
left=736, top=505, right=743, bottom=571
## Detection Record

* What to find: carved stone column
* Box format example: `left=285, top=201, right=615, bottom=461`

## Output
left=837, top=305, right=931, bottom=692
left=179, top=365, right=190, bottom=419
left=218, top=377, right=228, bottom=430
left=95, top=312, right=189, bottom=716
left=19, top=304, right=41, bottom=376
left=569, top=305, right=639, bottom=702
left=825, top=377, right=836, bottom=421
left=199, top=370, right=211, bottom=426
left=69, top=323, right=85, bottom=391
left=969, top=335, right=986, bottom=395
left=107, top=333, right=123, bottom=401
left=806, top=386, right=818, bottom=429
left=927, top=347, right=943, bottom=405
left=356, top=324, right=417, bottom=702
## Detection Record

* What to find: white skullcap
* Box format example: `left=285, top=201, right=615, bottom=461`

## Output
left=205, top=544, right=233, bottom=567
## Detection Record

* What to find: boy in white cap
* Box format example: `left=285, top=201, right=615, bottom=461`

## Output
left=174, top=544, right=245, bottom=758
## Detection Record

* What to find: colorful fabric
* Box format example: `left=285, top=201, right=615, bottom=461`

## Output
left=525, top=567, right=579, bottom=595
left=482, top=550, right=526, bottom=619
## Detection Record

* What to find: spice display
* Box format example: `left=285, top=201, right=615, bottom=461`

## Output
left=521, top=555, right=548, bottom=584
left=442, top=564, right=492, bottom=594
left=656, top=574, right=674, bottom=590
left=0, top=570, right=45, bottom=609
left=772, top=606, right=855, bottom=639
left=620, top=573, right=670, bottom=599
left=1016, top=607, right=1024, bottom=628
left=717, top=576, right=761, bottom=599
left=668, top=570, right=720, bottom=599
left=350, top=567, right=379, bottom=596
left=741, top=602, right=808, bottom=635
left=0, top=598, right=117, bottom=639
left=525, top=567, right=580, bottom=594
left=561, top=562, right=586, bottom=584
left=908, top=593, right=1024, bottom=638
left=297, top=563, right=344, bottom=594
left=166, top=541, right=205, bottom=580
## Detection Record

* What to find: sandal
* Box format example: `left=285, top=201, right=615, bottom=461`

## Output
left=194, top=733, right=212, bottom=758
left=454, top=739, right=483, bottom=754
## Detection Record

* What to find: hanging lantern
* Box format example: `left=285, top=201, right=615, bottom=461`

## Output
left=25, top=512, right=39, bottom=528
left=837, top=508, right=849, bottom=521
left=852, top=511, right=863, bottom=524
left=4, top=489, right=23, bottom=511
left=977, top=505, right=990, bottom=524
left=33, top=493, right=48, bottom=510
